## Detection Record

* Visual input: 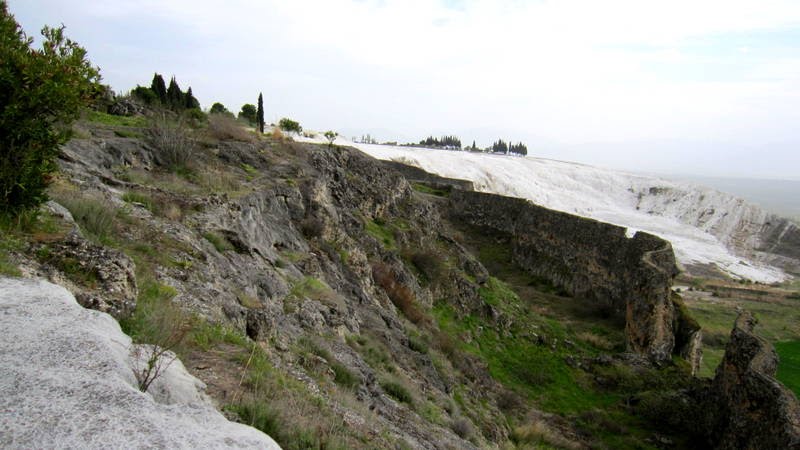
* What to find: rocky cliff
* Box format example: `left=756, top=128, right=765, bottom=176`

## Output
left=704, top=312, right=800, bottom=449
left=449, top=190, right=699, bottom=363
left=6, top=119, right=797, bottom=449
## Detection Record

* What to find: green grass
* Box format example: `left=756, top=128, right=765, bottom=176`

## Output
left=411, top=183, right=449, bottom=197
left=365, top=219, right=395, bottom=249
left=53, top=195, right=117, bottom=245
left=0, top=232, right=24, bottom=277
left=381, top=380, right=413, bottom=404
left=331, top=362, right=360, bottom=389
left=776, top=340, right=800, bottom=397
left=85, top=110, right=147, bottom=128
left=203, top=231, right=233, bottom=253
left=122, top=191, right=154, bottom=211
left=685, top=292, right=800, bottom=377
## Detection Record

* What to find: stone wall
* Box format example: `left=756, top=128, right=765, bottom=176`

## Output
left=379, top=160, right=474, bottom=191
left=449, top=190, right=696, bottom=362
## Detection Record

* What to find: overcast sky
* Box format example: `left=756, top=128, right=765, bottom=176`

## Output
left=10, top=0, right=800, bottom=179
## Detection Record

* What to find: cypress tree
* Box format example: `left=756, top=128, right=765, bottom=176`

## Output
left=256, top=93, right=265, bottom=133
left=184, top=86, right=199, bottom=109
left=150, top=73, right=167, bottom=104
left=166, top=76, right=183, bottom=110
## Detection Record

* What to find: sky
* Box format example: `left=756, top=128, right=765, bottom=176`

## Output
left=9, top=0, right=800, bottom=179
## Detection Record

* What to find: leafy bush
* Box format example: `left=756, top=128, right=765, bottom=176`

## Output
left=279, top=118, right=302, bottom=134
left=0, top=4, right=101, bottom=216
left=238, top=103, right=257, bottom=125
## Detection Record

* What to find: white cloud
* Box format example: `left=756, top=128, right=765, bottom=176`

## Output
left=9, top=0, right=800, bottom=177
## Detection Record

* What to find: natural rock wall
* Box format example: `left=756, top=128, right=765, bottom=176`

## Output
left=704, top=311, right=800, bottom=449
left=379, top=160, right=475, bottom=191
left=449, top=190, right=695, bottom=362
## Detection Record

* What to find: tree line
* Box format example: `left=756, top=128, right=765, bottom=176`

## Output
left=132, top=73, right=199, bottom=112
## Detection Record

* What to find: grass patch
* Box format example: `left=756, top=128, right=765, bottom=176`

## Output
left=203, top=231, right=234, bottom=253
left=0, top=229, right=24, bottom=277
left=365, top=219, right=395, bottom=249
left=190, top=321, right=248, bottom=351
left=85, top=110, right=147, bottom=128
left=381, top=379, right=413, bottom=404
left=776, top=340, right=800, bottom=397
left=331, top=362, right=360, bottom=389
left=122, top=191, right=154, bottom=210
left=53, top=195, right=117, bottom=245
left=411, top=183, right=449, bottom=197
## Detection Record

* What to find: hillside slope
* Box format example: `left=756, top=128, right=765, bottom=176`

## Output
left=345, top=142, right=798, bottom=283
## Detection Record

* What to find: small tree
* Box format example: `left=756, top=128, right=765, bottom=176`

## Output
left=0, top=3, right=101, bottom=216
left=279, top=118, right=302, bottom=134
left=209, top=102, right=229, bottom=115
left=324, top=130, right=338, bottom=147
left=184, top=86, right=199, bottom=110
left=150, top=73, right=167, bottom=103
left=166, top=76, right=183, bottom=110
left=238, top=103, right=257, bottom=125
left=256, top=93, right=265, bottom=133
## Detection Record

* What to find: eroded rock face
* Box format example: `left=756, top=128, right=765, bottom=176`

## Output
left=39, top=232, right=138, bottom=319
left=706, top=311, right=800, bottom=449
left=450, top=190, right=682, bottom=362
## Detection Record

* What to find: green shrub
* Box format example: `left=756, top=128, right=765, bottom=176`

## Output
left=278, top=118, right=302, bottom=133
left=0, top=5, right=101, bottom=216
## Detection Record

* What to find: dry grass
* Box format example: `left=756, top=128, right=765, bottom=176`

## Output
left=576, top=331, right=613, bottom=351
left=372, top=262, right=429, bottom=325
left=208, top=114, right=256, bottom=142
left=271, top=127, right=285, bottom=140
left=511, top=419, right=581, bottom=450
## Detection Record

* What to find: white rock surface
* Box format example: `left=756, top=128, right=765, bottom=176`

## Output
left=336, top=141, right=790, bottom=283
left=0, top=277, right=281, bottom=450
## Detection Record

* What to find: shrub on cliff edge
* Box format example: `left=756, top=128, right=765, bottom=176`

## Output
left=0, top=2, right=101, bottom=217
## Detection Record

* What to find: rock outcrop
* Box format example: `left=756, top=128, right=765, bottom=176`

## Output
left=0, top=277, right=280, bottom=449
left=704, top=311, right=800, bottom=449
left=449, top=190, right=694, bottom=363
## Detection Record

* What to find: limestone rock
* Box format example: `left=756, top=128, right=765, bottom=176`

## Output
left=707, top=311, right=800, bottom=449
